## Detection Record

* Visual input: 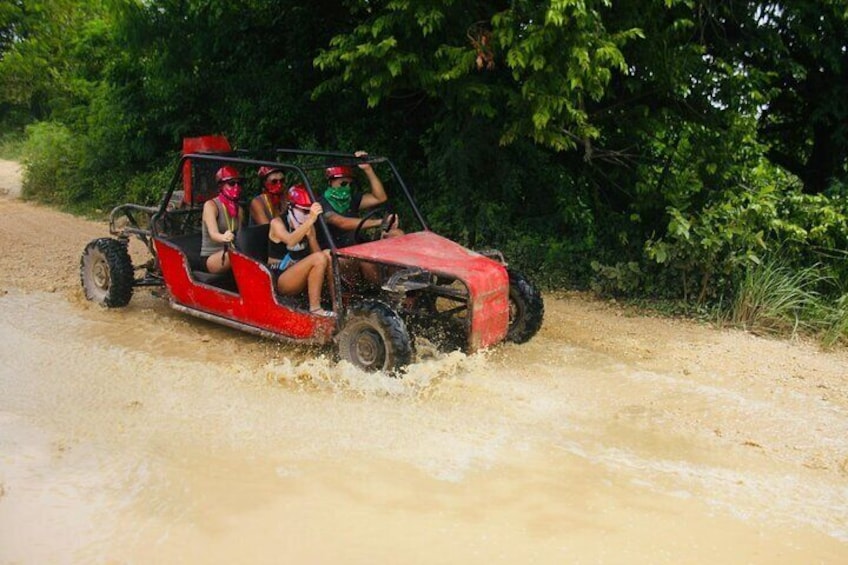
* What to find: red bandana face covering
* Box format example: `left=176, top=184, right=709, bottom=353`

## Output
left=264, top=179, right=284, bottom=213
left=265, top=191, right=282, bottom=212
left=219, top=184, right=241, bottom=218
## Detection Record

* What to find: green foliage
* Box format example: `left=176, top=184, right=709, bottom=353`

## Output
left=315, top=0, right=642, bottom=153
left=0, top=130, right=24, bottom=159
left=702, top=1, right=848, bottom=193
left=0, top=0, right=113, bottom=124
left=822, top=293, right=848, bottom=348
left=589, top=260, right=642, bottom=296
left=21, top=120, right=82, bottom=204
left=729, top=258, right=826, bottom=337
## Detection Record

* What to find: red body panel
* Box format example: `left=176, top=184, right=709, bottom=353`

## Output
left=153, top=238, right=335, bottom=344
left=339, top=231, right=510, bottom=351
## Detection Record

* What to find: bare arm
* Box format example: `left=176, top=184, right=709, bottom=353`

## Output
left=306, top=226, right=321, bottom=253
left=355, top=150, right=387, bottom=209
left=249, top=197, right=270, bottom=225
left=270, top=203, right=323, bottom=246
left=324, top=212, right=382, bottom=232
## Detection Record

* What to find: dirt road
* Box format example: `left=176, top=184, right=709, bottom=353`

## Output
left=1, top=158, right=847, bottom=563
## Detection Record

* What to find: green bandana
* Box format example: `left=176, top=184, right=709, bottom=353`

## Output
left=324, top=185, right=352, bottom=214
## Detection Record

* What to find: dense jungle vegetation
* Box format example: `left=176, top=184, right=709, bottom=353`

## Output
left=1, top=0, right=847, bottom=343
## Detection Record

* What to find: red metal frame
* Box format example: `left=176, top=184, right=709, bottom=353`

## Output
left=181, top=136, right=232, bottom=206
left=153, top=238, right=336, bottom=344
left=339, top=231, right=510, bottom=351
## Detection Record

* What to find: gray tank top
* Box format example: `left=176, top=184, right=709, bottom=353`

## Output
left=201, top=199, right=239, bottom=257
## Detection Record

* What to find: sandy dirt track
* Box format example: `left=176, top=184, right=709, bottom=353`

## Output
left=1, top=158, right=847, bottom=564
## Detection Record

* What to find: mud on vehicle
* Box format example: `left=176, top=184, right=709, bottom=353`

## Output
left=80, top=136, right=544, bottom=373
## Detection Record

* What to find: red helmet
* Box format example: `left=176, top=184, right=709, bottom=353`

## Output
left=257, top=165, right=282, bottom=179
left=288, top=183, right=312, bottom=209
left=215, top=166, right=241, bottom=183
left=324, top=165, right=356, bottom=180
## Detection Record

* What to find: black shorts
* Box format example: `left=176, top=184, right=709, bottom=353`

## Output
left=193, top=254, right=210, bottom=272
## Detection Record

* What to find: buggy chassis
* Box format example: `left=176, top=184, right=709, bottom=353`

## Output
left=80, top=138, right=544, bottom=372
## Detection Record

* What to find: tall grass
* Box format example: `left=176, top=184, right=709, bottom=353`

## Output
left=822, top=294, right=848, bottom=347
left=0, top=131, right=25, bottom=160
left=729, top=260, right=827, bottom=337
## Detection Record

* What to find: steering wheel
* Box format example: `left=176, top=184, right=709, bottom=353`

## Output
left=353, top=205, right=397, bottom=244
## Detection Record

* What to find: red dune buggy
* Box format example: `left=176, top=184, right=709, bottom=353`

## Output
left=80, top=136, right=543, bottom=372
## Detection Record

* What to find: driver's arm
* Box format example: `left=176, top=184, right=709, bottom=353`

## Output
left=355, top=150, right=387, bottom=209
left=324, top=211, right=382, bottom=231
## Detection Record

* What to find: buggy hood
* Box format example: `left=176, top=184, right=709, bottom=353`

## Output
left=338, top=231, right=510, bottom=350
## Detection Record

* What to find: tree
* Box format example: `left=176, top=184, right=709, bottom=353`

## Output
left=699, top=0, right=848, bottom=194
left=0, top=0, right=112, bottom=122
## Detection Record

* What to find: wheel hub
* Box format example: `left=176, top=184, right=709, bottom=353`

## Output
left=353, top=329, right=384, bottom=367
left=92, top=257, right=111, bottom=290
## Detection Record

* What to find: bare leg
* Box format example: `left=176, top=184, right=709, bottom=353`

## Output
left=205, top=249, right=231, bottom=273
left=305, top=254, right=328, bottom=310
left=323, top=250, right=336, bottom=302
left=276, top=253, right=329, bottom=311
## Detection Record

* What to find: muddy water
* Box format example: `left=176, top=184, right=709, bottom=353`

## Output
left=2, top=288, right=846, bottom=564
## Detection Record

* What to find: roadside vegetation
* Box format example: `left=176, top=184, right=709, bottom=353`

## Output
left=0, top=131, right=23, bottom=160
left=1, top=0, right=846, bottom=346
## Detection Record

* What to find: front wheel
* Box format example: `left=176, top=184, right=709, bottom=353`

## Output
left=506, top=269, right=544, bottom=343
left=337, top=301, right=412, bottom=373
left=80, top=238, right=134, bottom=307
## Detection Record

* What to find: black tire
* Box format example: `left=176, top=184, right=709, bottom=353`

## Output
left=337, top=301, right=413, bottom=373
left=80, top=238, right=134, bottom=307
left=506, top=269, right=544, bottom=343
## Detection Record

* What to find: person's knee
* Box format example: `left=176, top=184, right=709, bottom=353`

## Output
left=306, top=253, right=328, bottom=275
left=314, top=252, right=329, bottom=269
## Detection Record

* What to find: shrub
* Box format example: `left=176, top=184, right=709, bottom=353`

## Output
left=729, top=259, right=827, bottom=337
left=20, top=121, right=84, bottom=204
left=0, top=130, right=25, bottom=160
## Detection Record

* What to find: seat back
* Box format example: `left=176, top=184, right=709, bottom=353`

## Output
left=236, top=224, right=270, bottom=263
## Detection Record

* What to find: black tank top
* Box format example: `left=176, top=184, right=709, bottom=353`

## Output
left=268, top=212, right=310, bottom=262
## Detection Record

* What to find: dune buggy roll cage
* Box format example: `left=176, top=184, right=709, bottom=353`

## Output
left=105, top=149, right=437, bottom=311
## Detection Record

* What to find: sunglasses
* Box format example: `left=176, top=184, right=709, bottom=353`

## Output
left=338, top=180, right=352, bottom=187
left=221, top=179, right=242, bottom=187
left=267, top=178, right=284, bottom=185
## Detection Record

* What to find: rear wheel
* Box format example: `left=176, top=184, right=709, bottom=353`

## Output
left=80, top=238, right=134, bottom=307
left=506, top=269, right=544, bottom=343
left=337, top=301, right=412, bottom=373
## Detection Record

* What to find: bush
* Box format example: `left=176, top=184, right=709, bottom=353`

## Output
left=20, top=121, right=84, bottom=204
left=0, top=130, right=25, bottom=160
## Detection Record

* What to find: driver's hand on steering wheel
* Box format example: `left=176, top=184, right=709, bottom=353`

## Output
left=385, top=213, right=399, bottom=231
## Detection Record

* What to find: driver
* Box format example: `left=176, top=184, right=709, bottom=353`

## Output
left=318, top=150, right=402, bottom=249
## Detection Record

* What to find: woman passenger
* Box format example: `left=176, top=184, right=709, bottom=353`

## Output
left=269, top=184, right=334, bottom=317
left=250, top=166, right=285, bottom=225
left=200, top=166, right=243, bottom=274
